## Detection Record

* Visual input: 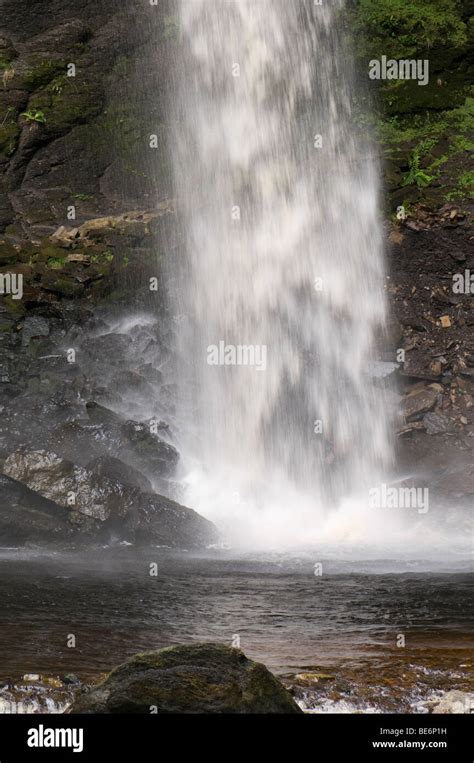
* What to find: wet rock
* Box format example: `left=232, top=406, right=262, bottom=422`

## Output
left=81, top=335, right=132, bottom=366
left=20, top=315, right=50, bottom=347
left=121, top=420, right=179, bottom=476
left=48, top=420, right=122, bottom=465
left=86, top=455, right=152, bottom=493
left=85, top=401, right=123, bottom=426
left=2, top=449, right=216, bottom=548
left=0, top=473, right=75, bottom=543
left=3, top=449, right=136, bottom=522
left=50, top=208, right=172, bottom=248
left=397, top=420, right=425, bottom=436
left=428, top=690, right=474, bottom=714
left=69, top=644, right=302, bottom=714
left=0, top=239, right=18, bottom=264
left=434, top=466, right=474, bottom=497
left=401, top=385, right=439, bottom=420
left=51, top=408, right=179, bottom=479
left=135, top=493, right=217, bottom=548
left=422, top=412, right=454, bottom=435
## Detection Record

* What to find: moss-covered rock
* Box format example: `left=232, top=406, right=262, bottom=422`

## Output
left=349, top=0, right=474, bottom=208
left=69, top=643, right=302, bottom=714
left=0, top=238, right=18, bottom=264
left=0, top=118, right=20, bottom=157
left=26, top=77, right=104, bottom=137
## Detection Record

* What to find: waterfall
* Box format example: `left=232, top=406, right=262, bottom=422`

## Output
left=168, top=0, right=393, bottom=547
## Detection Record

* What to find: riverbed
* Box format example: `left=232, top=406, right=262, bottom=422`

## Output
left=0, top=547, right=472, bottom=713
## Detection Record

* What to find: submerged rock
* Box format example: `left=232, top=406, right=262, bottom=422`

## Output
left=69, top=643, right=302, bottom=714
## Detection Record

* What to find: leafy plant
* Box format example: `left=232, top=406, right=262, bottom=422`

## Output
left=73, top=193, right=94, bottom=201
left=47, top=257, right=66, bottom=269
left=1, top=106, right=16, bottom=126
left=20, top=109, right=46, bottom=124
left=402, top=140, right=436, bottom=188
left=47, top=75, right=67, bottom=98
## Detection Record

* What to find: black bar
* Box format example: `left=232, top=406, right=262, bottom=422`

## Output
left=0, top=713, right=471, bottom=761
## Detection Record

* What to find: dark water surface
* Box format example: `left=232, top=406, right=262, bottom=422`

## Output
left=0, top=548, right=472, bottom=712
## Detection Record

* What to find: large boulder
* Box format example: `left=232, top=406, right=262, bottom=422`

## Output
left=2, top=449, right=217, bottom=548
left=69, top=644, right=302, bottom=714
left=3, top=449, right=136, bottom=522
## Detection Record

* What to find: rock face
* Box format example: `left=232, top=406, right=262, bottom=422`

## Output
left=50, top=404, right=179, bottom=481
left=70, top=644, right=302, bottom=714
left=0, top=473, right=75, bottom=543
left=0, top=0, right=172, bottom=236
left=2, top=449, right=217, bottom=548
left=86, top=455, right=153, bottom=493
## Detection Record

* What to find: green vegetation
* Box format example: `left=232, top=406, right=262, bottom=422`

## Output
left=23, top=59, right=66, bottom=90
left=402, top=140, right=437, bottom=188
left=20, top=109, right=46, bottom=124
left=445, top=170, right=474, bottom=200
left=90, top=250, right=114, bottom=263
left=27, top=78, right=103, bottom=134
left=72, top=193, right=94, bottom=201
left=0, top=106, right=20, bottom=156
left=47, top=257, right=66, bottom=269
left=349, top=0, right=467, bottom=60
left=46, top=74, right=68, bottom=99
left=348, top=0, right=473, bottom=209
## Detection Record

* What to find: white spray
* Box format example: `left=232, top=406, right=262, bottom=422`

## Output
left=168, top=0, right=394, bottom=547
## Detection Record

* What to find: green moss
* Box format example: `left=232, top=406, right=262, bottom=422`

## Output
left=2, top=295, right=26, bottom=317
left=348, top=2, right=472, bottom=206
left=39, top=243, right=69, bottom=260
left=28, top=78, right=103, bottom=134
left=44, top=277, right=84, bottom=298
left=0, top=240, right=18, bottom=265
left=349, top=0, right=467, bottom=60
left=0, top=55, right=14, bottom=70
left=23, top=59, right=66, bottom=90
left=72, top=193, right=94, bottom=201
left=444, top=169, right=474, bottom=200
left=401, top=139, right=437, bottom=187
left=90, top=250, right=114, bottom=264
left=376, top=96, right=474, bottom=146
left=0, top=120, right=20, bottom=156
left=97, top=102, right=144, bottom=156
left=47, top=257, right=66, bottom=270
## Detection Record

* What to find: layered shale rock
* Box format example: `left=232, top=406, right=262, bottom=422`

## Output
left=2, top=449, right=217, bottom=548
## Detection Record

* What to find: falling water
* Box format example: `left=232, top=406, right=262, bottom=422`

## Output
left=168, top=0, right=394, bottom=547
